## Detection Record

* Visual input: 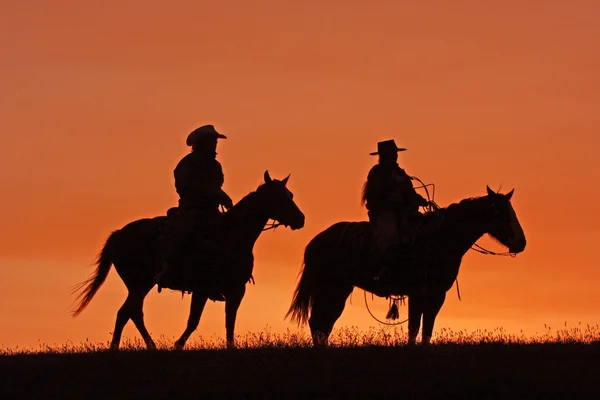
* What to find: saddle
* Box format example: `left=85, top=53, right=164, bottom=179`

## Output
left=363, top=213, right=437, bottom=296
left=156, top=206, right=229, bottom=299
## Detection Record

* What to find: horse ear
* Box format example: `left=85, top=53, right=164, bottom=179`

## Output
left=505, top=189, right=514, bottom=201
left=264, top=170, right=272, bottom=184
left=486, top=186, right=495, bottom=196
left=282, top=174, right=290, bottom=186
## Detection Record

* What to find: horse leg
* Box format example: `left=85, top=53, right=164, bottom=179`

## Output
left=225, top=284, right=246, bottom=349
left=174, top=292, right=208, bottom=350
left=110, top=295, right=132, bottom=351
left=407, top=294, right=425, bottom=345
left=308, top=284, right=353, bottom=347
left=109, top=287, right=153, bottom=350
left=421, top=291, right=446, bottom=345
left=127, top=286, right=157, bottom=350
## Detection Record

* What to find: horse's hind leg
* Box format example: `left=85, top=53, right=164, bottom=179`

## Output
left=308, top=283, right=353, bottom=347
left=127, top=285, right=157, bottom=350
left=111, top=284, right=156, bottom=351
left=110, top=296, right=132, bottom=351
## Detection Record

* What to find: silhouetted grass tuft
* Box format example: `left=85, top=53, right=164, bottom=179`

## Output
left=2, top=322, right=598, bottom=355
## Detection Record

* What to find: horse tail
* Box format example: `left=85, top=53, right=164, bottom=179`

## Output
left=285, top=234, right=326, bottom=326
left=285, top=260, right=312, bottom=326
left=71, top=230, right=120, bottom=317
left=285, top=222, right=358, bottom=326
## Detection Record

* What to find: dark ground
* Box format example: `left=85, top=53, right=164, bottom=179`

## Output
left=1, top=343, right=598, bottom=399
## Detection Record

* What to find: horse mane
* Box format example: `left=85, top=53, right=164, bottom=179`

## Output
left=426, top=195, right=489, bottom=224
left=222, top=185, right=260, bottom=223
left=438, top=196, right=480, bottom=212
left=221, top=180, right=275, bottom=225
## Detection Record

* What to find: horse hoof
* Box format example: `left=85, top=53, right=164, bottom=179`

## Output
left=174, top=342, right=185, bottom=351
left=146, top=343, right=158, bottom=351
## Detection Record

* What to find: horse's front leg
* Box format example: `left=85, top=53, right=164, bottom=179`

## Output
left=421, top=291, right=446, bottom=345
left=408, top=294, right=424, bottom=345
left=225, top=283, right=246, bottom=349
left=174, top=292, right=208, bottom=350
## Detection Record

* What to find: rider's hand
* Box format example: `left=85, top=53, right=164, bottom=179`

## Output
left=221, top=192, right=233, bottom=210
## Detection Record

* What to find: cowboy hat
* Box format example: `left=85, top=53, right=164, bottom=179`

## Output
left=369, top=139, right=406, bottom=155
left=186, top=124, right=227, bottom=146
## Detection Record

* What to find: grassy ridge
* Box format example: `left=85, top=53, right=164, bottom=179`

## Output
left=1, top=326, right=599, bottom=398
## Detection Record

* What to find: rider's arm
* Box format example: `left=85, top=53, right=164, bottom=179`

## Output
left=214, top=162, right=233, bottom=208
left=394, top=168, right=428, bottom=207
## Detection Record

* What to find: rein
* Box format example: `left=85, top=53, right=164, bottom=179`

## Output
left=470, top=243, right=517, bottom=258
left=262, top=220, right=282, bottom=231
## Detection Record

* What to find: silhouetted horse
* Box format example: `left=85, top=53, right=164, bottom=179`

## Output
left=286, top=186, right=526, bottom=346
left=72, top=171, right=305, bottom=350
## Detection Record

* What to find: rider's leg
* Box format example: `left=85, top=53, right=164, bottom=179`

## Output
left=399, top=208, right=418, bottom=245
left=371, top=209, right=399, bottom=281
left=193, top=208, right=227, bottom=302
left=156, top=211, right=191, bottom=288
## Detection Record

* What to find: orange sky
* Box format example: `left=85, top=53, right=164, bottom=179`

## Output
left=1, top=1, right=599, bottom=348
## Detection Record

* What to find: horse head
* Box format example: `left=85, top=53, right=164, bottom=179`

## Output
left=483, top=186, right=526, bottom=254
left=255, top=170, right=305, bottom=230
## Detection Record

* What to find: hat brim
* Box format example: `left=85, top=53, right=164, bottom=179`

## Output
left=369, top=147, right=407, bottom=155
left=186, top=132, right=227, bottom=146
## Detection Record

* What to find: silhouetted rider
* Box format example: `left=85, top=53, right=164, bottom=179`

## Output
left=156, top=124, right=232, bottom=300
left=362, top=139, right=428, bottom=281
left=175, top=125, right=232, bottom=213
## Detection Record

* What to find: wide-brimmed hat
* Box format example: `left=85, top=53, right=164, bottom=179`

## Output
left=369, top=139, right=406, bottom=155
left=186, top=125, right=227, bottom=146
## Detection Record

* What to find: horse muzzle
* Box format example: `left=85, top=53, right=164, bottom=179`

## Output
left=509, top=237, right=527, bottom=254
left=289, top=215, right=305, bottom=230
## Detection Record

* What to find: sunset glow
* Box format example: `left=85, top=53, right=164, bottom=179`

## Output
left=1, top=1, right=599, bottom=348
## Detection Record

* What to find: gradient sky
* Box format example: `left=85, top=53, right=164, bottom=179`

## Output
left=1, top=1, right=599, bottom=348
